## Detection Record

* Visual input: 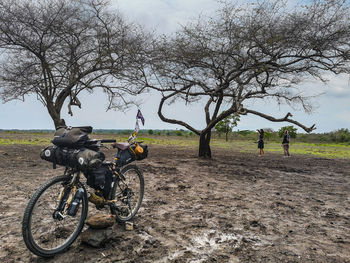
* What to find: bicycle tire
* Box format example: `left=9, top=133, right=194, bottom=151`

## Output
left=22, top=175, right=88, bottom=257
left=110, top=165, right=144, bottom=223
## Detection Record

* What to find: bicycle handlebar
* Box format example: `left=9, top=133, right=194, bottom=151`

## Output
left=86, top=139, right=116, bottom=145
left=100, top=139, right=116, bottom=143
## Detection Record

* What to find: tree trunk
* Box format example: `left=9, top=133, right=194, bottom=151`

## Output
left=53, top=117, right=66, bottom=129
left=225, top=131, right=228, bottom=142
left=198, top=131, right=212, bottom=158
left=47, top=103, right=66, bottom=128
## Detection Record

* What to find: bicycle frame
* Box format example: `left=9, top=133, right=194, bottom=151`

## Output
left=61, top=164, right=125, bottom=209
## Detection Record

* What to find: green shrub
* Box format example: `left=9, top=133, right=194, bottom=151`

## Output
left=175, top=130, right=183, bottom=136
left=278, top=126, right=297, bottom=138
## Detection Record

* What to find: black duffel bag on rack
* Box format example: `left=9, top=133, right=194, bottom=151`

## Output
left=52, top=126, right=92, bottom=148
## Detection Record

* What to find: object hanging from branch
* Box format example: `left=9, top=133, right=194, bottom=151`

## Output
left=68, top=92, right=82, bottom=116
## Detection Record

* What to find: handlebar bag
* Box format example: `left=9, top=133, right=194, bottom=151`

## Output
left=40, top=145, right=104, bottom=170
left=40, top=145, right=78, bottom=168
left=52, top=126, right=92, bottom=148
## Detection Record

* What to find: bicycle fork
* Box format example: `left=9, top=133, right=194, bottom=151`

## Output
left=52, top=172, right=82, bottom=220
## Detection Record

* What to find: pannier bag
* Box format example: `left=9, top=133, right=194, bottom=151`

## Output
left=52, top=126, right=92, bottom=148
left=40, top=145, right=104, bottom=170
left=115, top=144, right=148, bottom=167
left=85, top=164, right=113, bottom=198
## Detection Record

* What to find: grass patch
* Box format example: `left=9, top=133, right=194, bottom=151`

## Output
left=0, top=138, right=51, bottom=145
left=1, top=131, right=349, bottom=159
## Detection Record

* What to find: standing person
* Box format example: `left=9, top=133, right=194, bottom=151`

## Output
left=282, top=130, right=291, bottom=157
left=257, top=129, right=265, bottom=156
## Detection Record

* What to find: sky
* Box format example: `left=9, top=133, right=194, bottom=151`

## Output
left=0, top=0, right=349, bottom=132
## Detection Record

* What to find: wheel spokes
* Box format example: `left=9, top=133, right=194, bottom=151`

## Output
left=115, top=171, right=141, bottom=218
left=29, top=181, right=84, bottom=251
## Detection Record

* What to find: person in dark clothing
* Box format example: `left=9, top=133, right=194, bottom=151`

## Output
left=282, top=130, right=291, bottom=157
left=257, top=129, right=264, bottom=156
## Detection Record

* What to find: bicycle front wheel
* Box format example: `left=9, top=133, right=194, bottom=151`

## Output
left=110, top=165, right=144, bottom=222
left=22, top=175, right=88, bottom=257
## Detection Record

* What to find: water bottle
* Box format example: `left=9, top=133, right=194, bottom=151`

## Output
left=67, top=188, right=84, bottom=216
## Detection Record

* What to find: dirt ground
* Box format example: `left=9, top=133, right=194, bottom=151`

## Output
left=0, top=144, right=349, bottom=263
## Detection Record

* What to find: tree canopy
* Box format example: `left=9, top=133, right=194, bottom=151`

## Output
left=0, top=0, right=146, bottom=127
left=139, top=0, right=350, bottom=157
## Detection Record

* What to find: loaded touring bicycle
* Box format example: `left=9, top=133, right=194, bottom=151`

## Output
left=22, top=126, right=148, bottom=257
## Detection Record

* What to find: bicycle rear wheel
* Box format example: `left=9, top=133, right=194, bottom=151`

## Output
left=110, top=165, right=144, bottom=222
left=22, top=175, right=88, bottom=257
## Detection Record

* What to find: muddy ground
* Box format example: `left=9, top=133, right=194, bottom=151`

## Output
left=0, top=144, right=349, bottom=263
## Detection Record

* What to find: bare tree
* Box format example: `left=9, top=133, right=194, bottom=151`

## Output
left=140, top=0, right=350, bottom=158
left=0, top=0, right=146, bottom=127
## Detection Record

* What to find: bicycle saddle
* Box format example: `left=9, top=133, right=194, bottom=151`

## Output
left=114, top=142, right=130, bottom=150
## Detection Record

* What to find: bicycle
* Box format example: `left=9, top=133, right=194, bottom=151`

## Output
left=22, top=136, right=146, bottom=257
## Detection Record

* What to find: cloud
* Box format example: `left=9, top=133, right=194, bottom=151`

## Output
left=113, top=0, right=218, bottom=33
left=299, top=73, right=350, bottom=98
left=323, top=74, right=350, bottom=98
left=337, top=110, right=350, bottom=123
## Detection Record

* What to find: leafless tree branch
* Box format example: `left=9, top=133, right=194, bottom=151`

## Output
left=144, top=0, right=350, bottom=157
left=0, top=0, right=148, bottom=127
left=241, top=109, right=316, bottom=133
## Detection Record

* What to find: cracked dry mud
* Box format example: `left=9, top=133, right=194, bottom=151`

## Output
left=0, top=144, right=349, bottom=262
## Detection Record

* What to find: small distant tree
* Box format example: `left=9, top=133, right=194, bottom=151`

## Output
left=148, top=129, right=154, bottom=135
left=264, top=132, right=272, bottom=141
left=175, top=130, right=183, bottom=136
left=215, top=113, right=240, bottom=141
left=331, top=128, right=350, bottom=143
left=278, top=126, right=297, bottom=138
left=338, top=129, right=350, bottom=143
left=261, top=128, right=273, bottom=141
